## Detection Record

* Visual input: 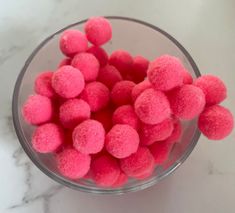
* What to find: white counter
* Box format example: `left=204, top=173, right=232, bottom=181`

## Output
left=0, top=0, right=235, bottom=212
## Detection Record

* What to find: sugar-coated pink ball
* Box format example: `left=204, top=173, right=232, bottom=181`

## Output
left=73, top=119, right=105, bottom=154
left=181, top=69, right=193, bottom=84
left=92, top=108, right=113, bottom=132
left=59, top=30, right=88, bottom=57
left=80, top=81, right=110, bottom=112
left=131, top=55, right=149, bottom=83
left=87, top=46, right=108, bottom=67
left=140, top=118, right=174, bottom=146
left=56, top=148, right=91, bottom=179
left=120, top=147, right=155, bottom=178
left=112, top=172, right=128, bottom=187
left=149, top=140, right=174, bottom=164
left=131, top=80, right=152, bottom=102
left=168, top=84, right=205, bottom=120
left=52, top=65, right=85, bottom=98
left=166, top=119, right=182, bottom=143
left=84, top=16, right=112, bottom=46
left=22, top=94, right=53, bottom=125
left=194, top=74, right=227, bottom=105
left=71, top=52, right=100, bottom=81
left=34, top=71, right=56, bottom=98
left=91, top=154, right=120, bottom=187
left=111, top=80, right=136, bottom=106
left=134, top=88, right=171, bottom=125
left=32, top=123, right=64, bottom=153
left=97, top=65, right=123, bottom=89
left=58, top=58, right=71, bottom=68
left=59, top=99, right=91, bottom=129
left=198, top=105, right=234, bottom=140
left=109, top=50, right=133, bottom=77
left=147, top=55, right=184, bottom=91
left=105, top=124, right=139, bottom=159
left=112, top=105, right=140, bottom=130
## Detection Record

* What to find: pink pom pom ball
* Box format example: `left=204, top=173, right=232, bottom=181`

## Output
left=87, top=46, right=108, bottom=67
left=131, top=80, right=152, bottom=102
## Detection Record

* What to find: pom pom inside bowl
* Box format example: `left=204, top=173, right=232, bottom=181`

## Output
left=12, top=16, right=201, bottom=194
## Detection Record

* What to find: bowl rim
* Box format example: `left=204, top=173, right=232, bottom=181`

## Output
left=12, top=16, right=201, bottom=194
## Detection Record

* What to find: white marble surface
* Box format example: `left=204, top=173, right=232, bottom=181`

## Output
left=0, top=0, right=235, bottom=212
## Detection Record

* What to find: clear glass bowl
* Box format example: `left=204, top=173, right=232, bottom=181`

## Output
left=12, top=16, right=201, bottom=194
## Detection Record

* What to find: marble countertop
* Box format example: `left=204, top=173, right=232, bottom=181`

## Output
left=0, top=0, right=235, bottom=212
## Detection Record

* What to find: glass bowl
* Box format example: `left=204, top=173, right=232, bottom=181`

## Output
left=12, top=16, right=201, bottom=194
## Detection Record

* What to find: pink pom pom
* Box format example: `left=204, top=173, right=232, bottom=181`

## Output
left=71, top=52, right=100, bottom=81
left=147, top=55, right=184, bottom=91
left=130, top=55, right=149, bottom=83
left=134, top=88, right=171, bottom=125
left=32, top=123, right=64, bottom=153
left=112, top=172, right=128, bottom=187
left=131, top=80, right=152, bottom=102
left=59, top=30, right=88, bottom=57
left=84, top=17, right=112, bottom=46
left=166, top=119, right=182, bottom=143
left=87, top=46, right=108, bottom=67
left=181, top=69, right=193, bottom=84
left=73, top=119, right=105, bottom=154
left=52, top=65, right=85, bottom=99
left=34, top=71, right=56, bottom=98
left=80, top=81, right=110, bottom=112
left=140, top=118, right=174, bottom=146
left=111, top=80, right=136, bottom=106
left=120, top=147, right=155, bottom=178
left=198, top=105, right=234, bottom=140
left=58, top=58, right=71, bottom=68
left=91, top=154, right=120, bottom=187
left=56, top=148, right=91, bottom=179
left=105, top=124, right=139, bottom=159
left=59, top=99, right=91, bottom=129
left=168, top=84, right=205, bottom=120
left=194, top=74, right=227, bottom=105
left=92, top=107, right=113, bottom=132
left=109, top=50, right=133, bottom=77
left=112, top=105, right=140, bottom=130
left=149, top=140, right=174, bottom=165
left=22, top=94, right=53, bottom=125
left=97, top=65, right=122, bottom=89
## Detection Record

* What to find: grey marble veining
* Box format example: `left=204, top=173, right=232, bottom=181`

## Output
left=0, top=0, right=235, bottom=213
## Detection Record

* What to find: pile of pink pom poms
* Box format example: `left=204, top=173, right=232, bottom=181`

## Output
left=22, top=16, right=234, bottom=188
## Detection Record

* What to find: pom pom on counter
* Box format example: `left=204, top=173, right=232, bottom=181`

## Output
left=73, top=119, right=105, bottom=154
left=59, top=30, right=88, bottom=57
left=59, top=99, right=91, bottom=129
left=194, top=74, right=227, bottom=105
left=90, top=154, right=120, bottom=187
left=56, top=148, right=91, bottom=179
left=80, top=81, right=110, bottom=112
left=84, top=16, right=112, bottom=46
left=71, top=52, right=100, bottom=81
left=87, top=46, right=108, bottom=67
left=97, top=65, right=123, bottom=89
left=52, top=65, right=85, bottom=99
left=111, top=80, right=135, bottom=106
left=198, top=105, right=234, bottom=140
left=22, top=94, right=53, bottom=125
left=134, top=88, right=171, bottom=125
left=168, top=84, right=205, bottom=120
left=105, top=124, right=139, bottom=159
left=112, top=105, right=140, bottom=130
left=147, top=55, right=184, bottom=91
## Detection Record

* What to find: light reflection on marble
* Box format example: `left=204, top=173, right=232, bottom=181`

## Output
left=0, top=0, right=235, bottom=212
